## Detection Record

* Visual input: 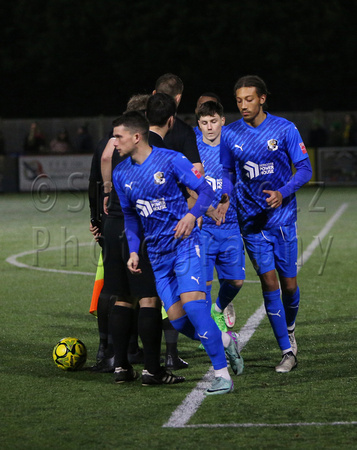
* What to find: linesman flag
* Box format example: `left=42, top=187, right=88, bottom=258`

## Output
left=89, top=252, right=104, bottom=316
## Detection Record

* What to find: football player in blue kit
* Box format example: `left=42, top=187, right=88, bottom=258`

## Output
left=219, top=75, right=312, bottom=373
left=196, top=100, right=245, bottom=336
left=112, top=111, right=243, bottom=395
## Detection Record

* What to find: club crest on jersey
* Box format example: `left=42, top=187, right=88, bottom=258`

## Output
left=267, top=139, right=278, bottom=151
left=153, top=171, right=165, bottom=185
left=191, top=167, right=202, bottom=179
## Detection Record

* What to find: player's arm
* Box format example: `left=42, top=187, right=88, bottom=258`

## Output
left=216, top=133, right=236, bottom=223
left=264, top=158, right=312, bottom=208
left=172, top=155, right=214, bottom=239
left=174, top=181, right=214, bottom=239
left=88, top=143, right=103, bottom=241
left=100, top=138, right=116, bottom=214
left=263, top=126, right=313, bottom=208
left=113, top=173, right=142, bottom=273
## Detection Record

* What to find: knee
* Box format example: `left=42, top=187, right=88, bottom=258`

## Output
left=282, top=286, right=298, bottom=298
left=228, top=279, right=244, bottom=289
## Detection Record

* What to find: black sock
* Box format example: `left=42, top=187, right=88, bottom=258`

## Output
left=128, top=304, right=140, bottom=354
left=96, top=294, right=115, bottom=356
left=109, top=305, right=134, bottom=369
left=138, top=307, right=162, bottom=374
left=162, top=317, right=179, bottom=357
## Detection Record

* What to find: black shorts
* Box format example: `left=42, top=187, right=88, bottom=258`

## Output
left=100, top=216, right=158, bottom=299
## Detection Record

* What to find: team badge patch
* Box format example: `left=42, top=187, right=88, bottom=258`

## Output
left=267, top=139, right=278, bottom=151
left=191, top=168, right=202, bottom=179
left=299, top=142, right=307, bottom=154
left=153, top=171, right=165, bottom=185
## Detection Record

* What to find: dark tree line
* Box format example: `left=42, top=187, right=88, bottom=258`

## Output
left=1, top=0, right=356, bottom=118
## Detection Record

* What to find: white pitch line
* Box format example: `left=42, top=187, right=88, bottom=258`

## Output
left=5, top=247, right=259, bottom=282
left=163, top=203, right=349, bottom=429
left=181, top=421, right=357, bottom=428
left=5, top=243, right=97, bottom=276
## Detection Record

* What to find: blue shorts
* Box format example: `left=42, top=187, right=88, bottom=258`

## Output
left=201, top=227, right=245, bottom=282
left=243, top=223, right=298, bottom=277
left=150, top=234, right=206, bottom=312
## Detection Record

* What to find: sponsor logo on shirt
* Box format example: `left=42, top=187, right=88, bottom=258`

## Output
left=191, top=167, right=202, bottom=179
left=136, top=198, right=166, bottom=217
left=205, top=176, right=222, bottom=191
left=244, top=161, right=274, bottom=179
left=299, top=142, right=307, bottom=154
left=154, top=171, right=165, bottom=185
left=267, top=139, right=278, bottom=151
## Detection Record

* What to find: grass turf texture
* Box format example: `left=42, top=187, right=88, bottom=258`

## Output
left=1, top=187, right=356, bottom=449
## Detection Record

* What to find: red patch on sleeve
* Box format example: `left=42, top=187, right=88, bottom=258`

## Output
left=191, top=167, right=202, bottom=179
left=299, top=142, right=307, bottom=154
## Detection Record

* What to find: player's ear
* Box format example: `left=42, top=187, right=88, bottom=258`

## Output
left=260, top=95, right=266, bottom=105
left=222, top=116, right=226, bottom=126
left=152, top=89, right=157, bottom=95
left=167, top=116, right=174, bottom=130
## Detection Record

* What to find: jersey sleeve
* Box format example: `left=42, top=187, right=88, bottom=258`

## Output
left=172, top=153, right=206, bottom=191
left=220, top=130, right=235, bottom=170
left=112, top=168, right=141, bottom=254
left=286, top=123, right=310, bottom=164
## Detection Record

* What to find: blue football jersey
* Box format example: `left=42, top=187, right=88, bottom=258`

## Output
left=194, top=125, right=202, bottom=142
left=221, top=113, right=309, bottom=234
left=113, top=146, right=206, bottom=256
left=196, top=137, right=239, bottom=229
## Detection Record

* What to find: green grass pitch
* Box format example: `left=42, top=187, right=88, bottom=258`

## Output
left=0, top=187, right=356, bottom=449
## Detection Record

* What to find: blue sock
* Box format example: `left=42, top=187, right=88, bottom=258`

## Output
left=170, top=314, right=199, bottom=341
left=183, top=299, right=227, bottom=370
left=263, top=289, right=290, bottom=352
left=216, top=280, right=241, bottom=311
left=282, top=286, right=300, bottom=329
left=206, top=284, right=213, bottom=305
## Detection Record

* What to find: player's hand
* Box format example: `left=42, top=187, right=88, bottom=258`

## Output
left=89, top=221, right=101, bottom=241
left=196, top=216, right=203, bottom=229
left=216, top=194, right=230, bottom=225
left=263, top=190, right=283, bottom=209
left=173, top=213, right=196, bottom=239
left=127, top=252, right=142, bottom=274
left=205, top=206, right=220, bottom=224
left=103, top=196, right=109, bottom=215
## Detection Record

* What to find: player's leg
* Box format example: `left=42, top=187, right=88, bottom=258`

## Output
left=138, top=252, right=185, bottom=386
left=162, top=308, right=188, bottom=370
left=138, top=297, right=162, bottom=376
left=214, top=229, right=245, bottom=329
left=201, top=227, right=228, bottom=332
left=110, top=296, right=140, bottom=383
left=175, top=237, right=241, bottom=393
left=127, top=304, right=144, bottom=364
left=276, top=223, right=300, bottom=358
left=244, top=231, right=296, bottom=372
left=91, top=216, right=123, bottom=373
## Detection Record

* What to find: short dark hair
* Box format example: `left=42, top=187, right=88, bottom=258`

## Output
left=155, top=73, right=184, bottom=97
left=112, top=111, right=149, bottom=140
left=196, top=101, right=224, bottom=119
left=146, top=93, right=177, bottom=127
left=234, top=75, right=269, bottom=98
left=198, top=92, right=221, bottom=104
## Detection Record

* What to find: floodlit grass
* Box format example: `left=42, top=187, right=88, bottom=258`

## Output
left=1, top=187, right=356, bottom=449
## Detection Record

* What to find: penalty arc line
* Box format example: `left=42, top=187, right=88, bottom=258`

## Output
left=5, top=242, right=98, bottom=276
left=163, top=202, right=349, bottom=429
